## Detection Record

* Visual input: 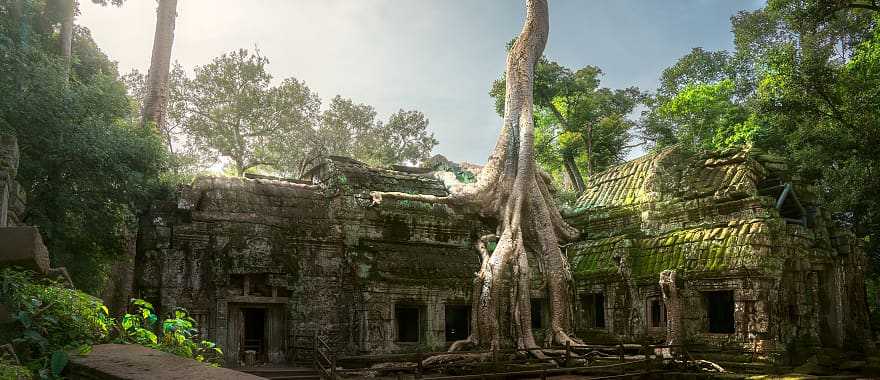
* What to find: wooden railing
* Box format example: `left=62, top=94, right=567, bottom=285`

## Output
left=335, top=342, right=692, bottom=379
left=313, top=330, right=337, bottom=380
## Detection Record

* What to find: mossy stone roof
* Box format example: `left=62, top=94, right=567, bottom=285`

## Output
left=565, top=146, right=823, bottom=281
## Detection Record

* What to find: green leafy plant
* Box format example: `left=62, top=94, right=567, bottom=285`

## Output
left=0, top=268, right=222, bottom=379
left=115, top=299, right=223, bottom=365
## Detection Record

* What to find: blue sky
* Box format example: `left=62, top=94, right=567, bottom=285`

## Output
left=79, top=0, right=764, bottom=164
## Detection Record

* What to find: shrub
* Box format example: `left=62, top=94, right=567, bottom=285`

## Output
left=0, top=268, right=222, bottom=379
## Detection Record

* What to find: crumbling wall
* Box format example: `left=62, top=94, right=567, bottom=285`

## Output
left=136, top=158, right=486, bottom=365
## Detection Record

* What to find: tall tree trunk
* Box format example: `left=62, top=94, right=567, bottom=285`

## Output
left=371, top=0, right=581, bottom=355
left=547, top=103, right=585, bottom=193
left=60, top=0, right=74, bottom=79
left=562, top=152, right=585, bottom=193
left=142, top=0, right=178, bottom=131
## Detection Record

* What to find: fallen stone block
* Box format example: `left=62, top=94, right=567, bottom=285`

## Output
left=0, top=226, right=51, bottom=274
left=66, top=344, right=267, bottom=380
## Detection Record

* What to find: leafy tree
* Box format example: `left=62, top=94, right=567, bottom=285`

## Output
left=181, top=49, right=322, bottom=177
left=123, top=64, right=211, bottom=179
left=371, top=0, right=583, bottom=356
left=175, top=51, right=437, bottom=176
left=650, top=79, right=758, bottom=150
left=0, top=0, right=167, bottom=293
left=490, top=58, right=640, bottom=191
left=319, top=96, right=437, bottom=167
left=642, top=0, right=880, bottom=281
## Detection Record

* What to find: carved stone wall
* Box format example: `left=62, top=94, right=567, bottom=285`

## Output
left=565, top=146, right=872, bottom=357
left=136, top=158, right=485, bottom=366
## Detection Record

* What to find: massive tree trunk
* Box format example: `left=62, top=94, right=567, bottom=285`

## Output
left=60, top=0, right=74, bottom=79
left=371, top=0, right=580, bottom=354
left=141, top=0, right=178, bottom=130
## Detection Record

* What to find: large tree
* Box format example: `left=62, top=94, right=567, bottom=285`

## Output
left=182, top=49, right=322, bottom=177
left=371, top=0, right=580, bottom=355
left=141, top=0, right=177, bottom=131
left=56, top=0, right=125, bottom=80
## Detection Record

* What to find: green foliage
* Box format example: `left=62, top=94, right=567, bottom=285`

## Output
left=642, top=1, right=880, bottom=296
left=653, top=79, right=756, bottom=151
left=115, top=300, right=223, bottom=365
left=0, top=359, right=31, bottom=380
left=0, top=268, right=222, bottom=378
left=0, top=268, right=111, bottom=378
left=489, top=56, right=641, bottom=188
left=179, top=49, right=322, bottom=177
left=319, top=96, right=437, bottom=168
left=127, top=49, right=438, bottom=178
left=0, top=1, right=169, bottom=293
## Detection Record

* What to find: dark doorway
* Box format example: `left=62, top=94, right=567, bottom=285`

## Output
left=648, top=297, right=665, bottom=328
left=530, top=299, right=544, bottom=329
left=705, top=291, right=735, bottom=333
left=445, top=305, right=470, bottom=341
left=242, top=308, right=266, bottom=357
left=396, top=305, right=421, bottom=342
left=581, top=293, right=606, bottom=328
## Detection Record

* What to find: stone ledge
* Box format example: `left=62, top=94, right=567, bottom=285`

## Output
left=67, top=344, right=266, bottom=380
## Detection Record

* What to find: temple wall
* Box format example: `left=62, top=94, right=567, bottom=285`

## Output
left=136, top=172, right=484, bottom=366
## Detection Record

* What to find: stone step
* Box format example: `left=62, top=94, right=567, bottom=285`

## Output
left=240, top=367, right=321, bottom=379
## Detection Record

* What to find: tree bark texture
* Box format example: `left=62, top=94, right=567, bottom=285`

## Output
left=371, top=0, right=581, bottom=354
left=60, top=0, right=74, bottom=79
left=142, top=0, right=178, bottom=131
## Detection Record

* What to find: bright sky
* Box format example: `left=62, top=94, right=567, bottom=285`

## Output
left=79, top=0, right=764, bottom=164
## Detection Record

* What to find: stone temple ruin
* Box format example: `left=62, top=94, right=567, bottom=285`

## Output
left=136, top=156, right=486, bottom=365
left=563, top=146, right=871, bottom=355
left=134, top=146, right=872, bottom=367
left=0, top=129, right=873, bottom=371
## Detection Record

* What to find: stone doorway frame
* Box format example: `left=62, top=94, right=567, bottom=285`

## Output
left=219, top=297, right=288, bottom=367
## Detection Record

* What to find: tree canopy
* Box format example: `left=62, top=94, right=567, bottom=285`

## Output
left=125, top=49, right=438, bottom=178
left=640, top=0, right=880, bottom=270
left=490, top=56, right=641, bottom=192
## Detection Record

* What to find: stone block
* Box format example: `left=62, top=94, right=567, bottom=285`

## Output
left=0, top=226, right=51, bottom=274
left=66, top=344, right=266, bottom=379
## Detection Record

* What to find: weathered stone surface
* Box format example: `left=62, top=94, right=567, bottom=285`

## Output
left=0, top=226, right=51, bottom=274
left=136, top=157, right=486, bottom=366
left=66, top=344, right=266, bottom=379
left=136, top=149, right=870, bottom=367
left=564, top=146, right=872, bottom=358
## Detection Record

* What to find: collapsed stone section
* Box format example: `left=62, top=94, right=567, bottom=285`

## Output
left=563, top=146, right=871, bottom=356
left=136, top=157, right=487, bottom=366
